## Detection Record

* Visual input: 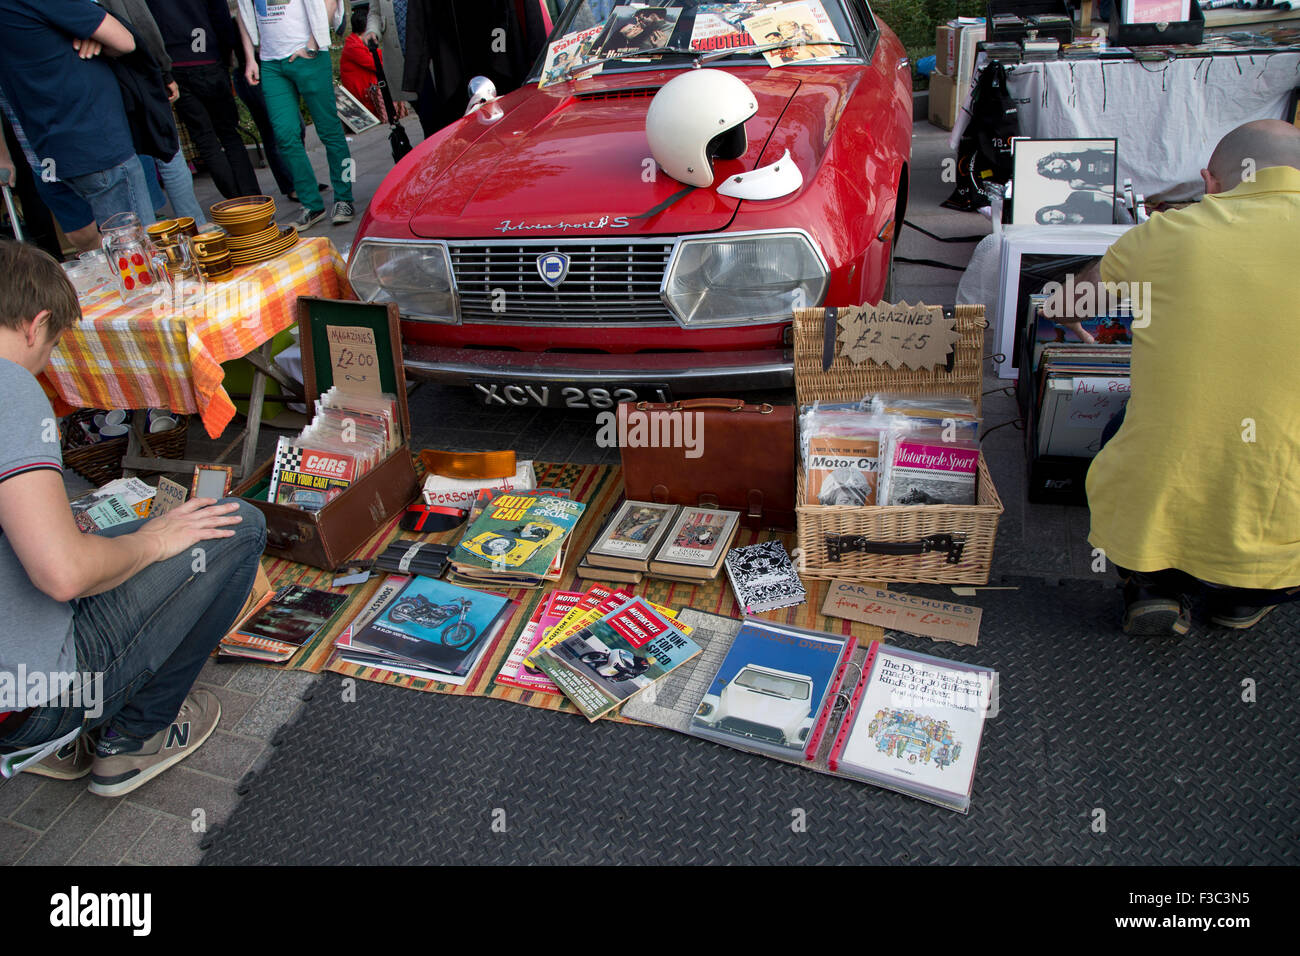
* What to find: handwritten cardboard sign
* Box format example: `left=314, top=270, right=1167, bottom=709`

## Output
left=326, top=324, right=382, bottom=395
left=151, top=477, right=188, bottom=516
left=837, top=302, right=960, bottom=370
left=821, top=580, right=981, bottom=646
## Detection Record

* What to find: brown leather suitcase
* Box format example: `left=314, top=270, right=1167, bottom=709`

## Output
left=234, top=299, right=420, bottom=569
left=618, top=398, right=796, bottom=531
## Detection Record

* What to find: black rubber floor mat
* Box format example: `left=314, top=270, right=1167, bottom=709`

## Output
left=202, top=578, right=1300, bottom=865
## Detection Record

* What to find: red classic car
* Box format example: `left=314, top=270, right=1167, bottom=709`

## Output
left=348, top=0, right=913, bottom=408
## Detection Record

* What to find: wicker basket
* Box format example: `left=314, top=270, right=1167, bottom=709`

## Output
left=792, top=305, right=1003, bottom=585
left=63, top=412, right=189, bottom=486
left=793, top=304, right=987, bottom=415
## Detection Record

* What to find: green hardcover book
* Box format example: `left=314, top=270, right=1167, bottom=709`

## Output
left=452, top=492, right=586, bottom=581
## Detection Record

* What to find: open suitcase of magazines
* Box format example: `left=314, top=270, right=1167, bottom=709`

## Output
left=234, top=298, right=420, bottom=569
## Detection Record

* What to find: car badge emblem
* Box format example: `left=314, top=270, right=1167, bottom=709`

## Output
left=537, top=252, right=569, bottom=288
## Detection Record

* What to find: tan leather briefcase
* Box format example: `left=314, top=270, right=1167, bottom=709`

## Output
left=618, top=398, right=796, bottom=531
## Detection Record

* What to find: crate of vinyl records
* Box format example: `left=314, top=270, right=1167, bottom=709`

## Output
left=791, top=304, right=1003, bottom=585
left=234, top=298, right=420, bottom=569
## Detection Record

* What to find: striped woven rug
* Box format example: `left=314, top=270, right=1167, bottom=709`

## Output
left=255, top=460, right=883, bottom=718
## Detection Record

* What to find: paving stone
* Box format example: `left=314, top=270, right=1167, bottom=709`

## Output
left=233, top=671, right=318, bottom=740
left=224, top=662, right=280, bottom=696
left=200, top=684, right=260, bottom=731
left=196, top=657, right=237, bottom=688
left=0, top=773, right=44, bottom=818
left=68, top=803, right=160, bottom=866
left=14, top=791, right=116, bottom=866
left=10, top=777, right=81, bottom=830
left=116, top=765, right=239, bottom=826
left=124, top=815, right=204, bottom=866
left=183, top=731, right=266, bottom=782
left=0, top=820, right=39, bottom=865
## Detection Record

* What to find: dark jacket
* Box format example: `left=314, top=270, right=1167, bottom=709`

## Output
left=106, top=20, right=179, bottom=161
left=402, top=0, right=541, bottom=110
left=99, top=0, right=173, bottom=85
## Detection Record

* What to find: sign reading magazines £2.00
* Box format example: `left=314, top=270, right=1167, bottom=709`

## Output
left=837, top=302, right=959, bottom=371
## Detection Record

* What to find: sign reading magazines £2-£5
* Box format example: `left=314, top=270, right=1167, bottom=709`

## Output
left=837, top=302, right=959, bottom=370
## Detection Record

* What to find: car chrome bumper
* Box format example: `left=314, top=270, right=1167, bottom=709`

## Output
left=401, top=345, right=794, bottom=393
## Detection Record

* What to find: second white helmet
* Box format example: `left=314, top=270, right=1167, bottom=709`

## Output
left=646, top=70, right=758, bottom=188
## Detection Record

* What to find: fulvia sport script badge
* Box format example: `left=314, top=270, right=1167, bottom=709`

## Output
left=536, top=252, right=570, bottom=288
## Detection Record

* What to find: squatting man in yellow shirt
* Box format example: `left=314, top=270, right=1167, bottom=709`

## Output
left=0, top=241, right=266, bottom=793
left=1078, top=120, right=1300, bottom=636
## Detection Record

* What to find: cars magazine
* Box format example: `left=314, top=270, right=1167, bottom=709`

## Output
left=452, top=493, right=585, bottom=584
left=536, top=597, right=701, bottom=721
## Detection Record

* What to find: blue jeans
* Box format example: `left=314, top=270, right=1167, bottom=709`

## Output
left=0, top=499, right=266, bottom=748
left=140, top=150, right=207, bottom=225
left=61, top=155, right=158, bottom=228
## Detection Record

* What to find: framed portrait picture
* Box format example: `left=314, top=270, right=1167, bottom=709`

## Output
left=334, top=84, right=381, bottom=134
left=191, top=464, right=233, bottom=500
left=1010, top=138, right=1119, bottom=226
left=994, top=224, right=1134, bottom=379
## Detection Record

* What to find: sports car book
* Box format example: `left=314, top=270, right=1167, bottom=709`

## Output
left=452, top=492, right=584, bottom=585
left=830, top=644, right=996, bottom=813
left=535, top=597, right=701, bottom=721
left=267, top=436, right=356, bottom=512
left=723, top=540, right=807, bottom=614
left=690, top=620, right=852, bottom=760
left=351, top=575, right=512, bottom=675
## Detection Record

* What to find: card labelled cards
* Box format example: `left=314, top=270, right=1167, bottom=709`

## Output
left=821, top=580, right=981, bottom=646
left=152, top=477, right=188, bottom=516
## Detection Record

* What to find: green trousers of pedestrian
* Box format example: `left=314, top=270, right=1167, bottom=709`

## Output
left=260, top=52, right=353, bottom=213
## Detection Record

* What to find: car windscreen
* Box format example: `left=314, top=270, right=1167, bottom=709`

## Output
left=527, top=1, right=867, bottom=84
left=735, top=668, right=811, bottom=699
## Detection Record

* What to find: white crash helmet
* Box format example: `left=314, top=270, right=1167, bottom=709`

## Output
left=646, top=69, right=757, bottom=188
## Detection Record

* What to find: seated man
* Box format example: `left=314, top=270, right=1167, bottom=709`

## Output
left=1085, top=120, right=1300, bottom=635
left=0, top=240, right=266, bottom=794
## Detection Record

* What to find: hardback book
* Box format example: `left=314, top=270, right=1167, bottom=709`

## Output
left=829, top=644, right=997, bottom=813
left=724, top=540, right=807, bottom=614
left=223, top=584, right=350, bottom=661
left=350, top=575, right=512, bottom=676
left=883, top=439, right=979, bottom=506
left=576, top=557, right=644, bottom=585
left=690, top=619, right=855, bottom=760
left=805, top=432, right=882, bottom=506
left=647, top=506, right=740, bottom=580
left=585, top=500, right=679, bottom=571
left=451, top=491, right=584, bottom=585
left=535, top=597, right=701, bottom=721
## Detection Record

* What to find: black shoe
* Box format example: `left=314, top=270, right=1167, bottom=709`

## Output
left=293, top=207, right=326, bottom=230
left=1121, top=574, right=1191, bottom=636
left=1208, top=604, right=1277, bottom=629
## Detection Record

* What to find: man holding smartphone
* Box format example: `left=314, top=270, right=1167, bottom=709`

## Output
left=0, top=241, right=266, bottom=796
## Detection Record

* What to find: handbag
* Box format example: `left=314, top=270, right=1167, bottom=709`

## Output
left=618, top=399, right=796, bottom=532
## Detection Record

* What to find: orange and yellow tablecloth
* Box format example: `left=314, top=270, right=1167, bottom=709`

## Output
left=44, top=237, right=353, bottom=438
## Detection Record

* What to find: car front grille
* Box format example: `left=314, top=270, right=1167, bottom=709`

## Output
left=716, top=717, right=787, bottom=745
left=447, top=240, right=677, bottom=326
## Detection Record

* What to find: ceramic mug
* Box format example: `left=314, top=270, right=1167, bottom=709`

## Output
left=190, top=231, right=228, bottom=260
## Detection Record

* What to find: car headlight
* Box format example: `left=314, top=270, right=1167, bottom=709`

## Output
left=662, top=231, right=828, bottom=328
left=347, top=239, right=459, bottom=323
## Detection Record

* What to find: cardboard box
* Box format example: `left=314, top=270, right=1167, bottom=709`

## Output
left=928, top=70, right=958, bottom=131
left=936, top=24, right=958, bottom=75
left=936, top=22, right=986, bottom=82
left=235, top=298, right=421, bottom=570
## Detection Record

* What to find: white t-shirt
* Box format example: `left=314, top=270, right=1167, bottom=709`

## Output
left=255, top=0, right=316, bottom=61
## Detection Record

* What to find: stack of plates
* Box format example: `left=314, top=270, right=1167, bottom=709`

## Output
left=228, top=226, right=299, bottom=266
left=211, top=195, right=275, bottom=236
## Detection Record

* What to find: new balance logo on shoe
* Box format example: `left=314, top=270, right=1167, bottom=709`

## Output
left=165, top=721, right=190, bottom=749
left=49, top=886, right=151, bottom=936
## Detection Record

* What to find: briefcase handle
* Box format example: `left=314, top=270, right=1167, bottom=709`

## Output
left=825, top=532, right=967, bottom=564
left=633, top=398, right=776, bottom=414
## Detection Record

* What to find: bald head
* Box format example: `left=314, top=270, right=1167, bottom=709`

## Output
left=1202, top=120, right=1300, bottom=194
